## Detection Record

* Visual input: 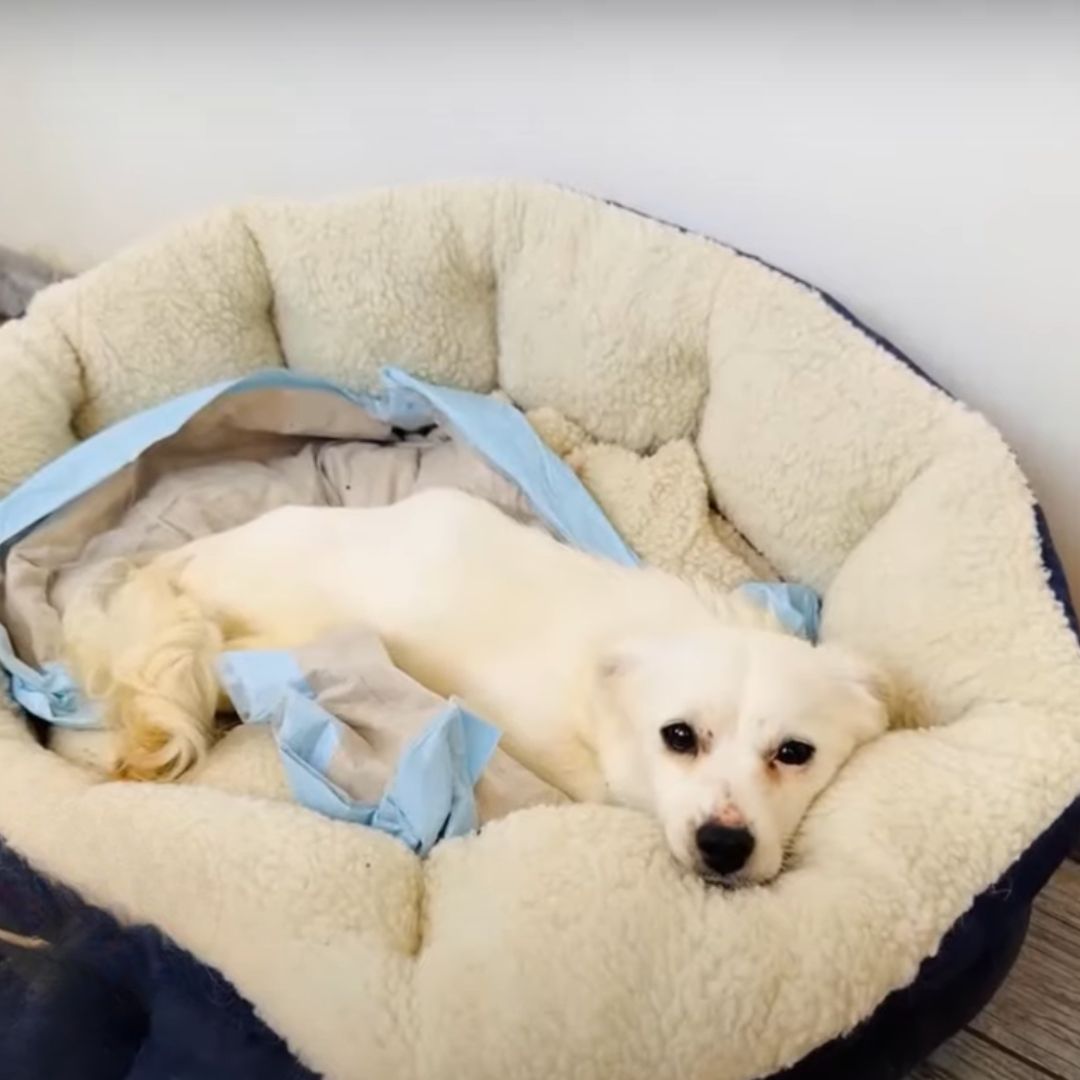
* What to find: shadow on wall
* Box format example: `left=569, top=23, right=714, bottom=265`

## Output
left=0, top=247, right=67, bottom=324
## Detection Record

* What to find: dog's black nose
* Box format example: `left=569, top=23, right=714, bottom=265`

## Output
left=695, top=823, right=755, bottom=876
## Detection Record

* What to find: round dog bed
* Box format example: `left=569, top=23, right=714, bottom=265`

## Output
left=0, top=183, right=1077, bottom=1080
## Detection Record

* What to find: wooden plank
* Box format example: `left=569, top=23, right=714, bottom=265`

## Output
left=1040, top=859, right=1080, bottom=931
left=912, top=1029, right=1058, bottom=1079
left=965, top=864, right=1080, bottom=1077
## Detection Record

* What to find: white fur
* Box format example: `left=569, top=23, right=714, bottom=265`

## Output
left=598, top=630, right=888, bottom=882
left=61, top=488, right=887, bottom=882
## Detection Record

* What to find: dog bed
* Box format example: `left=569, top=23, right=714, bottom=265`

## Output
left=0, top=183, right=1077, bottom=1080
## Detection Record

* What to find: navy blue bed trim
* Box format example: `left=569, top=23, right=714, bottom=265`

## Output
left=594, top=191, right=1080, bottom=1076
left=0, top=840, right=315, bottom=1080
left=1035, top=504, right=1080, bottom=639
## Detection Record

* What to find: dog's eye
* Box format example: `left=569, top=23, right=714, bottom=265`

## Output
left=660, top=722, right=698, bottom=755
left=774, top=740, right=815, bottom=766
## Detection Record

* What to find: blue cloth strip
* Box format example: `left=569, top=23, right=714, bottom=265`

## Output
left=0, top=624, right=99, bottom=728
left=380, top=369, right=639, bottom=566
left=0, top=367, right=636, bottom=565
left=216, top=649, right=500, bottom=855
left=737, top=582, right=820, bottom=641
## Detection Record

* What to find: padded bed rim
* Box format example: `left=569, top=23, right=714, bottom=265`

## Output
left=2, top=803, right=1075, bottom=1080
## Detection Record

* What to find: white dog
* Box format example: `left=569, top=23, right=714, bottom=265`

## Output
left=61, top=488, right=888, bottom=884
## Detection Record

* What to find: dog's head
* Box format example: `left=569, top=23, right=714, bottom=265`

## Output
left=594, top=627, right=889, bottom=886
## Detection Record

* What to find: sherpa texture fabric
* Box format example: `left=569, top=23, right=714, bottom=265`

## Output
left=0, top=182, right=1078, bottom=1080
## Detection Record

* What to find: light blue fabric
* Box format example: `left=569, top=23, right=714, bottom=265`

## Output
left=0, top=365, right=821, bottom=853
left=0, top=379, right=241, bottom=548
left=0, top=624, right=98, bottom=727
left=736, top=582, right=821, bottom=643
left=380, top=369, right=639, bottom=566
left=216, top=649, right=499, bottom=855
left=0, top=367, right=636, bottom=566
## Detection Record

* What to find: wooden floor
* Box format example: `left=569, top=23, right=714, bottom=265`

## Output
left=911, top=854, right=1080, bottom=1079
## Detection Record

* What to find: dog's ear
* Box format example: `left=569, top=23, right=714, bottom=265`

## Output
left=815, top=641, right=893, bottom=739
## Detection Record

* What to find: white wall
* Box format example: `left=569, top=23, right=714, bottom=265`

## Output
left=3, top=4, right=1080, bottom=584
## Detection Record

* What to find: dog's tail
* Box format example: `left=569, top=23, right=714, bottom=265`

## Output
left=61, top=558, right=223, bottom=782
